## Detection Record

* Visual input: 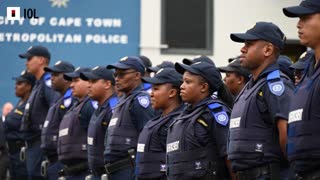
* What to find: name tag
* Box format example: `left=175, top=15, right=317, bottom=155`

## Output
left=289, top=109, right=303, bottom=124
left=59, top=128, right=69, bottom=137
left=87, top=137, right=93, bottom=145
left=167, top=141, right=179, bottom=153
left=43, top=120, right=49, bottom=128
left=137, top=143, right=145, bottom=152
left=230, top=117, right=241, bottom=128
left=109, top=118, right=118, bottom=127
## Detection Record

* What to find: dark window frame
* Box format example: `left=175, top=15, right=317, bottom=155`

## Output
left=161, top=0, right=213, bottom=55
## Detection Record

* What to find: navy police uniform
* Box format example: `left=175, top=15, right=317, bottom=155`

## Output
left=166, top=62, right=231, bottom=180
left=19, top=45, right=60, bottom=180
left=135, top=68, right=184, bottom=180
left=105, top=57, right=155, bottom=180
left=4, top=71, right=35, bottom=180
left=228, top=22, right=294, bottom=179
left=41, top=61, right=75, bottom=180
left=80, top=66, right=119, bottom=180
left=286, top=53, right=320, bottom=178
left=57, top=67, right=95, bottom=180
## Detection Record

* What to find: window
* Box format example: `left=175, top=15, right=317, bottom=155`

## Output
left=161, top=0, right=213, bottom=55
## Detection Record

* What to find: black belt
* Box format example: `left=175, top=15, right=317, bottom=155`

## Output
left=236, top=164, right=271, bottom=180
left=105, top=157, right=133, bottom=174
left=59, top=162, right=88, bottom=176
left=91, top=166, right=106, bottom=176
left=295, top=169, right=320, bottom=180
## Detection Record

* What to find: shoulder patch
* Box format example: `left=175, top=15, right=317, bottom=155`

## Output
left=208, top=103, right=229, bottom=126
left=44, top=73, right=52, bottom=87
left=214, top=111, right=229, bottom=126
left=268, top=81, right=285, bottom=96
left=137, top=96, right=150, bottom=108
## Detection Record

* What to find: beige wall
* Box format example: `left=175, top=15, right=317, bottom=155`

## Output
left=140, top=0, right=301, bottom=67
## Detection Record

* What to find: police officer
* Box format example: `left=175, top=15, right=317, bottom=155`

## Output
left=41, top=60, right=75, bottom=180
left=218, top=58, right=250, bottom=99
left=105, top=56, right=155, bottom=180
left=165, top=61, right=233, bottom=180
left=135, top=68, right=184, bottom=180
left=228, top=22, right=294, bottom=179
left=289, top=51, right=311, bottom=86
left=19, top=45, right=60, bottom=180
left=283, top=1, right=320, bottom=179
left=4, top=70, right=35, bottom=180
left=2, top=102, right=13, bottom=121
left=57, top=67, right=95, bottom=180
left=79, top=66, right=118, bottom=180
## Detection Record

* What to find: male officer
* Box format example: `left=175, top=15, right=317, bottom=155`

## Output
left=218, top=58, right=250, bottom=98
left=57, top=67, right=95, bottom=179
left=5, top=70, right=35, bottom=180
left=41, top=60, right=75, bottom=180
left=228, top=22, right=294, bottom=179
left=105, top=56, right=155, bottom=180
left=80, top=66, right=118, bottom=180
left=283, top=1, right=320, bottom=179
left=19, top=45, right=60, bottom=180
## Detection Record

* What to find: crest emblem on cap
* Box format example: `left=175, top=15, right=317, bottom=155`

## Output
left=75, top=67, right=81, bottom=71
left=28, top=46, right=33, bottom=51
left=193, top=62, right=202, bottom=65
left=55, top=60, right=62, bottom=65
left=120, top=56, right=128, bottom=61
left=156, top=68, right=164, bottom=74
left=299, top=51, right=307, bottom=59
left=92, top=66, right=99, bottom=70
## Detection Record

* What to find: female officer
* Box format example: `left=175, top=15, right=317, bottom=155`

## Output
left=135, top=68, right=184, bottom=180
left=166, top=61, right=234, bottom=180
left=4, top=70, right=35, bottom=180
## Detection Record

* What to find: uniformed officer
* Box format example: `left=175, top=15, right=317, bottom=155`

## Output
left=41, top=60, right=75, bottom=180
left=4, top=70, right=35, bottom=180
left=289, top=51, right=311, bottom=86
left=105, top=56, right=155, bottom=180
left=135, top=68, right=184, bottom=180
left=79, top=66, right=118, bottom=180
left=57, top=67, right=95, bottom=180
left=2, top=102, right=13, bottom=121
left=228, top=22, right=294, bottom=179
left=165, top=61, right=233, bottom=180
left=19, top=45, right=60, bottom=180
left=283, top=1, right=320, bottom=179
left=218, top=58, right=250, bottom=99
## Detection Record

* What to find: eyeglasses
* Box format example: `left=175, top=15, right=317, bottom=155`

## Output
left=113, top=71, right=137, bottom=78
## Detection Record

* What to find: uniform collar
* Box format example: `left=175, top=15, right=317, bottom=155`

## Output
left=125, top=84, right=144, bottom=97
left=249, top=63, right=279, bottom=87
left=100, top=93, right=117, bottom=109
left=186, top=96, right=212, bottom=112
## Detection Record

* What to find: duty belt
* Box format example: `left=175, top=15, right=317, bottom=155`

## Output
left=90, top=166, right=106, bottom=176
left=236, top=163, right=280, bottom=180
left=105, top=157, right=133, bottom=174
left=59, top=162, right=88, bottom=176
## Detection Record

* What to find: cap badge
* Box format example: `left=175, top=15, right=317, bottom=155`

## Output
left=120, top=56, right=128, bottom=61
left=20, top=70, right=26, bottom=75
left=92, top=66, right=99, bottom=70
left=156, top=68, right=164, bottom=74
left=55, top=60, right=62, bottom=65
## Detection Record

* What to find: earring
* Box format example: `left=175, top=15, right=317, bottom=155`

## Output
left=237, top=82, right=241, bottom=84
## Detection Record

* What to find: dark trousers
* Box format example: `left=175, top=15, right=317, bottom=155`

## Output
left=47, top=161, right=64, bottom=180
left=25, top=140, right=45, bottom=180
left=108, top=167, right=135, bottom=180
left=0, top=152, right=9, bottom=180
left=8, top=151, right=28, bottom=180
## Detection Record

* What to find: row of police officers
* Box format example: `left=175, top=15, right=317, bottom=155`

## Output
left=2, top=0, right=320, bottom=179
